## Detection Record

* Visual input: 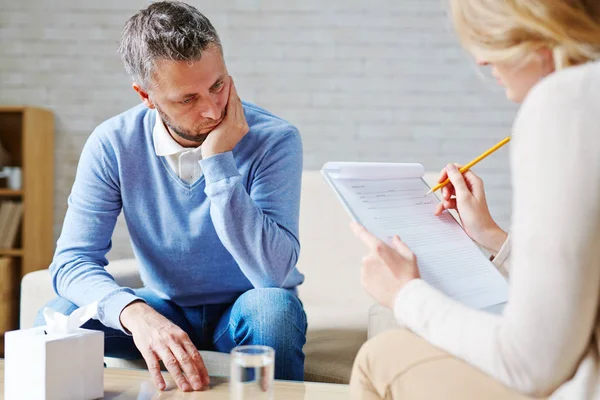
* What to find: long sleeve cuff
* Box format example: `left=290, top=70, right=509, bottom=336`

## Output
left=199, top=151, right=240, bottom=184
left=491, top=234, right=511, bottom=278
left=393, top=278, right=440, bottom=329
left=97, top=288, right=144, bottom=333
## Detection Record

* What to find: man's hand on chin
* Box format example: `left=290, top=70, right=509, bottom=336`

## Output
left=201, top=76, right=249, bottom=159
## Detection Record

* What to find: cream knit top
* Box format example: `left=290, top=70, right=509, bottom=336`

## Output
left=394, top=60, right=600, bottom=399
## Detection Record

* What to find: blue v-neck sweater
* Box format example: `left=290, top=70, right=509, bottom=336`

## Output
left=50, top=102, right=304, bottom=331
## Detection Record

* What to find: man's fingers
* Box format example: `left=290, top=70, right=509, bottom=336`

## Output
left=170, top=342, right=203, bottom=391
left=143, top=350, right=167, bottom=391
left=181, top=341, right=210, bottom=387
left=157, top=346, right=192, bottom=392
left=228, top=77, right=242, bottom=107
left=227, top=76, right=247, bottom=125
left=229, top=75, right=237, bottom=95
left=224, top=76, right=237, bottom=116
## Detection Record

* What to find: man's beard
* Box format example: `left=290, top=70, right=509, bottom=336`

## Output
left=155, top=104, right=221, bottom=145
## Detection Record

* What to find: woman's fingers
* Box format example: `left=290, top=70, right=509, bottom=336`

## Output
left=434, top=202, right=445, bottom=216
left=350, top=222, right=382, bottom=250
left=437, top=167, right=448, bottom=184
left=445, top=164, right=471, bottom=200
left=392, top=236, right=416, bottom=261
left=444, top=199, right=457, bottom=210
left=435, top=197, right=458, bottom=215
left=442, top=185, right=456, bottom=200
left=353, top=223, right=410, bottom=268
left=462, top=170, right=485, bottom=199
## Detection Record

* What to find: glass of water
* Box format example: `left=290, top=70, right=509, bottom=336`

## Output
left=230, top=345, right=275, bottom=400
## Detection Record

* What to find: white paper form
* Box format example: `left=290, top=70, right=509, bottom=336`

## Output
left=324, top=165, right=508, bottom=310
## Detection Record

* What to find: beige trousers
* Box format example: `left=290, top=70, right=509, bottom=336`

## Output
left=349, top=329, right=546, bottom=400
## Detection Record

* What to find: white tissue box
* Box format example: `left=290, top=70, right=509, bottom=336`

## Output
left=4, top=326, right=104, bottom=400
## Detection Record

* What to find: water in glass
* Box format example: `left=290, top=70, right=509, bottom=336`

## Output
left=230, top=345, right=275, bottom=400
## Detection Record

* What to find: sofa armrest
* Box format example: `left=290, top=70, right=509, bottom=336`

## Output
left=368, top=304, right=399, bottom=339
left=104, top=259, right=144, bottom=289
left=19, top=258, right=142, bottom=329
left=19, top=270, right=57, bottom=329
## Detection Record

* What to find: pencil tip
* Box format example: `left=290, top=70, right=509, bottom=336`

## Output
left=426, top=189, right=433, bottom=195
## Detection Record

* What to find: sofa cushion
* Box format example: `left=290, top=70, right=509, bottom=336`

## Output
left=304, top=329, right=367, bottom=384
left=296, top=172, right=375, bottom=331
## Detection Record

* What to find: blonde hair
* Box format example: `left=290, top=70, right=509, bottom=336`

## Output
left=449, top=0, right=600, bottom=69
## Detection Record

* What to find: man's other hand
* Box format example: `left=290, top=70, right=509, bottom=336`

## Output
left=120, top=301, right=210, bottom=392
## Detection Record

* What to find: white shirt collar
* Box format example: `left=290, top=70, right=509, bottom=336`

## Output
left=153, top=110, right=201, bottom=157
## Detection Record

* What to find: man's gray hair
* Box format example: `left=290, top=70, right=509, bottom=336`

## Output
left=117, top=1, right=222, bottom=88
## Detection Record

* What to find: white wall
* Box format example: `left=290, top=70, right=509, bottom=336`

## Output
left=0, top=0, right=517, bottom=260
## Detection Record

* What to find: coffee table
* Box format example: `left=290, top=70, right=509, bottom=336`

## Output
left=0, top=359, right=348, bottom=399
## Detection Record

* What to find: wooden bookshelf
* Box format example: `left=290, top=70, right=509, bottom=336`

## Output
left=0, top=189, right=22, bottom=197
left=0, top=249, right=24, bottom=257
left=0, top=106, right=54, bottom=354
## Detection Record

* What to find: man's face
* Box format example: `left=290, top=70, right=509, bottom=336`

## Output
left=145, top=46, right=230, bottom=145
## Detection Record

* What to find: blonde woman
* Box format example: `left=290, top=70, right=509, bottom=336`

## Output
left=349, top=1, right=600, bottom=399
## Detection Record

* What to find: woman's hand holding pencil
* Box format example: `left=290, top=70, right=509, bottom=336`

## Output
left=434, top=163, right=508, bottom=255
left=432, top=136, right=512, bottom=256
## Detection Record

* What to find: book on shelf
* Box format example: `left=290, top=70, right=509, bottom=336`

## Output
left=0, top=201, right=23, bottom=249
left=0, top=203, right=10, bottom=245
left=0, top=257, right=14, bottom=294
left=0, top=256, right=17, bottom=336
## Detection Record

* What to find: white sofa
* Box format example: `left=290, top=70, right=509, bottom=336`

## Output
left=20, top=170, right=439, bottom=384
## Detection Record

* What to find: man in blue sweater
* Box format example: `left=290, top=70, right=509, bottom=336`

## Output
left=36, top=1, right=306, bottom=392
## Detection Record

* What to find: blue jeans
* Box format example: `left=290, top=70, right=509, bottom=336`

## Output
left=34, top=287, right=307, bottom=380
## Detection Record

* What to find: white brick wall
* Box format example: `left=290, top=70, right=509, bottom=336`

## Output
left=0, top=0, right=517, bottom=260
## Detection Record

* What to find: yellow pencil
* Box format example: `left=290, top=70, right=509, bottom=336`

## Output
left=426, top=136, right=512, bottom=195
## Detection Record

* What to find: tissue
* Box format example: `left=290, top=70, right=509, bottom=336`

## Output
left=43, top=301, right=99, bottom=335
left=4, top=302, right=105, bottom=400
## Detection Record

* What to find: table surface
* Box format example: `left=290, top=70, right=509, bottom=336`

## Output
left=0, top=359, right=349, bottom=399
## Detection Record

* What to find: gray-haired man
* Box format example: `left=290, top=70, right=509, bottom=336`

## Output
left=37, top=1, right=307, bottom=392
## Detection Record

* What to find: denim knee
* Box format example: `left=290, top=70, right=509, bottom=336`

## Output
left=235, top=288, right=307, bottom=339
left=33, top=296, right=79, bottom=327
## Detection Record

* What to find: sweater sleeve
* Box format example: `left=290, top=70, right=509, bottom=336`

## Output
left=51, top=131, right=142, bottom=332
left=393, top=71, right=600, bottom=397
left=199, top=129, right=302, bottom=288
left=491, top=235, right=511, bottom=278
